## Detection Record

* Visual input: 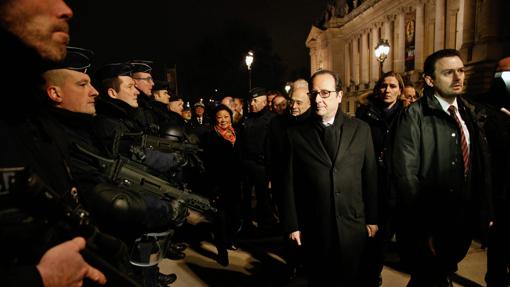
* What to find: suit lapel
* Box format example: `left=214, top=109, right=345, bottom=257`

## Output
left=298, top=120, right=332, bottom=165
left=334, top=116, right=356, bottom=166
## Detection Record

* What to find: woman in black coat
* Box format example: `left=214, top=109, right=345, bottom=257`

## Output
left=202, top=104, right=242, bottom=266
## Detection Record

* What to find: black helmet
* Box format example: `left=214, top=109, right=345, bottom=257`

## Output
left=160, top=124, right=185, bottom=142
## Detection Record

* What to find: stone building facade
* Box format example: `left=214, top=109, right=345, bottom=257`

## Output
left=307, top=0, right=510, bottom=115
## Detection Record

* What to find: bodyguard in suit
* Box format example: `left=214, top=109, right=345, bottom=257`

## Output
left=392, top=49, right=492, bottom=287
left=482, top=57, right=510, bottom=287
left=281, top=70, right=378, bottom=286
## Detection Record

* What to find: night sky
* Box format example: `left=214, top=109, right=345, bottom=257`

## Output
left=67, top=0, right=328, bottom=99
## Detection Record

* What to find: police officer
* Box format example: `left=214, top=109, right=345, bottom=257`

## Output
left=41, top=48, right=188, bottom=286
left=150, top=80, right=172, bottom=126
left=93, top=63, right=185, bottom=177
left=130, top=60, right=159, bottom=135
left=0, top=0, right=106, bottom=286
left=240, top=87, right=277, bottom=233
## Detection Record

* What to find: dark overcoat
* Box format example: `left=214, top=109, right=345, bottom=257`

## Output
left=391, top=92, right=492, bottom=271
left=281, top=109, right=378, bottom=284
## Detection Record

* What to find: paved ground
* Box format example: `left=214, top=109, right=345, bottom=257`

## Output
left=158, top=229, right=487, bottom=287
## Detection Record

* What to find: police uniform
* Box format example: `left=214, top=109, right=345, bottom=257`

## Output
left=240, top=87, right=277, bottom=231
left=93, top=63, right=183, bottom=176
left=47, top=49, right=187, bottom=287
left=130, top=60, right=159, bottom=135
left=0, top=27, right=91, bottom=287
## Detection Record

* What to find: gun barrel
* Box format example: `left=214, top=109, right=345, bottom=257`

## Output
left=120, top=163, right=216, bottom=214
left=74, top=144, right=216, bottom=215
left=144, top=135, right=203, bottom=153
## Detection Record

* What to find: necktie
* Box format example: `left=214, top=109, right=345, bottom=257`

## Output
left=322, top=124, right=338, bottom=161
left=198, top=117, right=202, bottom=124
left=448, top=105, right=470, bottom=175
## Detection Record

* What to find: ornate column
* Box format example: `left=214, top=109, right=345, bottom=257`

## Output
left=415, top=0, right=425, bottom=70
left=460, top=0, right=475, bottom=60
left=455, top=0, right=464, bottom=50
left=309, top=42, right=318, bottom=74
left=321, top=36, right=331, bottom=71
left=434, top=0, right=445, bottom=50
left=344, top=40, right=351, bottom=88
left=370, top=23, right=381, bottom=82
left=383, top=15, right=395, bottom=73
left=361, top=30, right=370, bottom=85
left=395, top=10, right=406, bottom=73
left=352, top=35, right=360, bottom=85
left=329, top=34, right=344, bottom=83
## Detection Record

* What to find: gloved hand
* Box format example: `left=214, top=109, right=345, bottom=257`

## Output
left=186, top=153, right=205, bottom=173
left=168, top=199, right=188, bottom=227
left=173, top=152, right=189, bottom=168
left=147, top=123, right=160, bottom=135
left=130, top=145, right=146, bottom=162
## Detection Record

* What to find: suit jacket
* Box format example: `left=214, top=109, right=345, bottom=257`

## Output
left=391, top=92, right=492, bottom=266
left=282, top=109, right=378, bottom=279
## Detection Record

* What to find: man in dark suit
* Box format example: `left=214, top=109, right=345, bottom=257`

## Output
left=281, top=70, right=378, bottom=286
left=483, top=57, right=510, bottom=287
left=392, top=49, right=492, bottom=287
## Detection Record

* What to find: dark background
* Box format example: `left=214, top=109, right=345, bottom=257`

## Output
left=67, top=0, right=328, bottom=102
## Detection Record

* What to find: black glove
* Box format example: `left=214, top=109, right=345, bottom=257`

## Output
left=147, top=123, right=160, bottom=135
left=173, top=152, right=189, bottom=168
left=130, top=145, right=146, bottom=163
left=168, top=199, right=188, bottom=227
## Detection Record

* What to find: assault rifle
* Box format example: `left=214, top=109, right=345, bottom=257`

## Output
left=75, top=144, right=216, bottom=216
left=141, top=134, right=203, bottom=153
left=0, top=167, right=142, bottom=287
left=120, top=132, right=203, bottom=154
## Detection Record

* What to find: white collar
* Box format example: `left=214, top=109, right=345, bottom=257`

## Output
left=434, top=93, right=459, bottom=115
left=322, top=118, right=334, bottom=127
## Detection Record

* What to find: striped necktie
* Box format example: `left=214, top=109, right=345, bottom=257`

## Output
left=448, top=105, right=470, bottom=176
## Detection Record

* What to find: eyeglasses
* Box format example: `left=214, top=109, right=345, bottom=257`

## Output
left=132, top=76, right=153, bottom=82
left=308, top=89, right=337, bottom=99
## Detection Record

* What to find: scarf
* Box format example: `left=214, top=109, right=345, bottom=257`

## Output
left=214, top=124, right=236, bottom=145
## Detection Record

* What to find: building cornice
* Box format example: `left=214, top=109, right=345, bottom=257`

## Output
left=328, top=0, right=382, bottom=28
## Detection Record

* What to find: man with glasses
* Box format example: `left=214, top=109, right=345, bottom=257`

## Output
left=267, top=78, right=311, bottom=281
left=130, top=60, right=159, bottom=135
left=131, top=61, right=155, bottom=97
left=401, top=83, right=420, bottom=108
left=281, top=70, right=378, bottom=286
left=272, top=94, right=288, bottom=115
left=42, top=47, right=186, bottom=287
left=288, top=79, right=311, bottom=117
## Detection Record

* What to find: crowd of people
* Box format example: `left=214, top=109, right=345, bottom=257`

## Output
left=1, top=1, right=509, bottom=287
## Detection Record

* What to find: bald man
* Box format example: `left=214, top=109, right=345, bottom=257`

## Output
left=0, top=0, right=107, bottom=286
left=221, top=96, right=236, bottom=112
left=289, top=79, right=311, bottom=117
left=266, top=79, right=311, bottom=279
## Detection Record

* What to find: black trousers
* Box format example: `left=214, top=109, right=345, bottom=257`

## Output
left=486, top=199, right=510, bottom=287
left=241, top=160, right=276, bottom=229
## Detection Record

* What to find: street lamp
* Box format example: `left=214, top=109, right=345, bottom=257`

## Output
left=284, top=82, right=291, bottom=94
left=245, top=51, right=254, bottom=90
left=374, top=39, right=390, bottom=77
